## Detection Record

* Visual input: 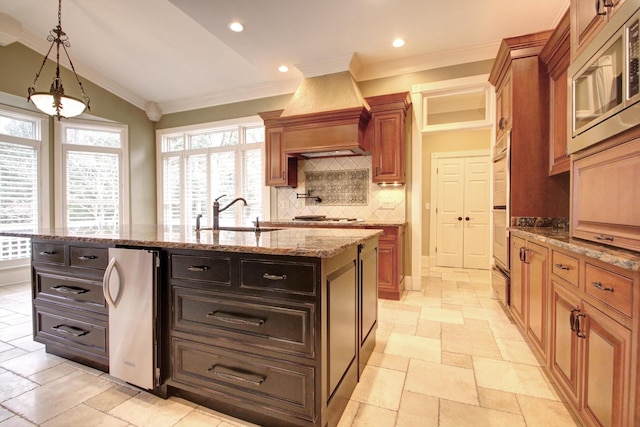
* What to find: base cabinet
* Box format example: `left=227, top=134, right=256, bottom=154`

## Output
left=513, top=232, right=639, bottom=427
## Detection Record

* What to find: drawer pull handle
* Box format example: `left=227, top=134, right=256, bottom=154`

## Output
left=263, top=273, right=286, bottom=281
left=187, top=266, right=209, bottom=272
left=208, top=365, right=265, bottom=386
left=554, top=263, right=570, bottom=270
left=594, top=234, right=614, bottom=241
left=207, top=311, right=265, bottom=327
left=78, top=255, right=98, bottom=260
left=52, top=324, right=89, bottom=337
left=52, top=285, right=89, bottom=295
left=592, top=281, right=614, bottom=292
left=39, top=250, right=57, bottom=256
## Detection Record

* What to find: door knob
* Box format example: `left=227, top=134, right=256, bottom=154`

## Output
left=457, top=216, right=462, bottom=221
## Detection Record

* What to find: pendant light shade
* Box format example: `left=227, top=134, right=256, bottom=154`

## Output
left=27, top=0, right=90, bottom=120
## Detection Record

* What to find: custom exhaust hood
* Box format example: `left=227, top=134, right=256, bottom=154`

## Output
left=276, top=71, right=371, bottom=158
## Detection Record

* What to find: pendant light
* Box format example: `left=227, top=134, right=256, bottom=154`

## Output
left=27, top=0, right=90, bottom=120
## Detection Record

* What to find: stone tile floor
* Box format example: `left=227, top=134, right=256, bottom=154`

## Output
left=0, top=267, right=580, bottom=426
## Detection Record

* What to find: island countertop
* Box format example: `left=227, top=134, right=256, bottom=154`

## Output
left=1, top=225, right=382, bottom=258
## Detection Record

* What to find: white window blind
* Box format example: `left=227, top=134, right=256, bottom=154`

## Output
left=158, top=118, right=267, bottom=229
left=56, top=120, right=129, bottom=232
left=0, top=108, right=48, bottom=262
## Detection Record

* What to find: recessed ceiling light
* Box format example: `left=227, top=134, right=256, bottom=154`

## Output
left=228, top=21, right=244, bottom=32
left=278, top=65, right=289, bottom=73
left=392, top=38, right=405, bottom=48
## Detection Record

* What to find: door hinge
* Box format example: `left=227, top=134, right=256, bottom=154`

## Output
left=435, top=207, right=438, bottom=214
left=435, top=247, right=437, bottom=253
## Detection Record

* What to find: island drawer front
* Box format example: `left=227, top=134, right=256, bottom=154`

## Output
left=240, top=259, right=316, bottom=296
left=32, top=242, right=65, bottom=265
left=551, top=250, right=579, bottom=287
left=171, top=254, right=233, bottom=286
left=34, top=269, right=106, bottom=313
left=172, top=286, right=314, bottom=357
left=172, top=338, right=314, bottom=420
left=34, top=304, right=107, bottom=357
left=69, top=246, right=109, bottom=270
left=585, top=263, right=634, bottom=318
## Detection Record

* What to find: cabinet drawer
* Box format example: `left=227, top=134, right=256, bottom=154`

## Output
left=34, top=304, right=107, bottom=357
left=173, top=286, right=314, bottom=357
left=33, top=242, right=65, bottom=265
left=34, top=269, right=106, bottom=313
left=585, top=263, right=634, bottom=318
left=170, top=254, right=232, bottom=287
left=551, top=250, right=579, bottom=287
left=172, top=338, right=314, bottom=420
left=69, top=246, right=109, bottom=270
left=240, top=259, right=316, bottom=296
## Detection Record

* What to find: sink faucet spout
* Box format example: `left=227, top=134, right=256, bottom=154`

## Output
left=213, top=195, right=248, bottom=231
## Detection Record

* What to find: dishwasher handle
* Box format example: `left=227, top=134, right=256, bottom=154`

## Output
left=103, top=257, right=123, bottom=308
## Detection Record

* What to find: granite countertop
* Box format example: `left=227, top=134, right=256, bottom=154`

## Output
left=0, top=225, right=382, bottom=258
left=511, top=227, right=640, bottom=272
left=262, top=219, right=407, bottom=227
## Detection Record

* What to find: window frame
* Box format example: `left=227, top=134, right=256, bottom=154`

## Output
left=156, top=116, right=268, bottom=228
left=0, top=104, right=50, bottom=268
left=54, top=119, right=130, bottom=229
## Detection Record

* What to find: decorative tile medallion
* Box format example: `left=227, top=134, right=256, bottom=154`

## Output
left=305, top=169, right=369, bottom=205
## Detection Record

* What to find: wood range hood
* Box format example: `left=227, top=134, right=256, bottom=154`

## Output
left=273, top=71, right=371, bottom=158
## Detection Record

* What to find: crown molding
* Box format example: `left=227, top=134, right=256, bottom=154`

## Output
left=0, top=13, right=21, bottom=46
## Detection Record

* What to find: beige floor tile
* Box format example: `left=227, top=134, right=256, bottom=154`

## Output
left=172, top=408, right=225, bottom=426
left=85, top=385, right=140, bottom=412
left=41, top=403, right=130, bottom=427
left=517, top=395, right=579, bottom=426
left=473, top=357, right=558, bottom=400
left=350, top=403, right=397, bottom=427
left=0, top=347, right=27, bottom=363
left=0, top=371, right=38, bottom=402
left=405, top=359, right=478, bottom=405
left=28, top=363, right=80, bottom=385
left=0, top=348, right=65, bottom=377
left=441, top=322, right=502, bottom=359
left=395, top=390, right=439, bottom=427
left=442, top=289, right=482, bottom=307
left=337, top=400, right=360, bottom=427
left=415, top=319, right=441, bottom=340
left=496, top=338, right=541, bottom=365
left=0, top=407, right=13, bottom=424
left=378, top=306, right=420, bottom=328
left=0, top=415, right=36, bottom=426
left=403, top=294, right=442, bottom=309
left=3, top=370, right=114, bottom=424
left=477, top=387, right=521, bottom=414
left=366, top=351, right=410, bottom=372
left=0, top=341, right=13, bottom=352
left=420, top=307, right=464, bottom=324
left=108, top=391, right=197, bottom=427
left=392, top=322, right=417, bottom=335
left=0, top=322, right=31, bottom=342
left=439, top=399, right=526, bottom=427
left=351, top=365, right=405, bottom=410
left=441, top=351, right=473, bottom=369
left=487, top=319, right=525, bottom=341
left=384, top=333, right=441, bottom=363
left=7, top=336, right=44, bottom=352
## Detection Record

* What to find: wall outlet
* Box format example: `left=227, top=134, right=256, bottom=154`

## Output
left=380, top=200, right=395, bottom=209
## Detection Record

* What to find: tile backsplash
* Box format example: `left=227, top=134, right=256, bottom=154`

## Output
left=275, top=156, right=406, bottom=221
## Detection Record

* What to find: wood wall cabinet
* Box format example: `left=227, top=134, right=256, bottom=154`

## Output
left=495, top=73, right=512, bottom=140
left=366, top=92, right=411, bottom=184
left=540, top=10, right=571, bottom=176
left=31, top=240, right=111, bottom=371
left=510, top=232, right=640, bottom=427
left=571, top=0, right=627, bottom=60
left=489, top=31, right=571, bottom=218
left=571, top=134, right=640, bottom=252
left=510, top=235, right=549, bottom=360
left=259, top=110, right=297, bottom=187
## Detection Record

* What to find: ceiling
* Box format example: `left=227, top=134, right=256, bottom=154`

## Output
left=0, top=0, right=569, bottom=119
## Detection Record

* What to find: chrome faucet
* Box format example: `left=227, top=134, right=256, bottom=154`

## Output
left=213, top=195, right=248, bottom=231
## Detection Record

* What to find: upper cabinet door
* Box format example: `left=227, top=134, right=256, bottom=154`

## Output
left=571, top=0, right=627, bottom=60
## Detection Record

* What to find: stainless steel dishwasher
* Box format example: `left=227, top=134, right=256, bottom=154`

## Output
left=103, top=247, right=159, bottom=389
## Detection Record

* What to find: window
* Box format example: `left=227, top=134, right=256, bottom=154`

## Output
left=158, top=117, right=266, bottom=229
left=0, top=106, right=49, bottom=263
left=55, top=120, right=129, bottom=232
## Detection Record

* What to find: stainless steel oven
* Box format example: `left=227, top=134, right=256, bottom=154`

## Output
left=491, top=131, right=510, bottom=306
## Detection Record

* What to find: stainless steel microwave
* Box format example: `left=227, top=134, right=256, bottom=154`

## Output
left=568, top=1, right=640, bottom=154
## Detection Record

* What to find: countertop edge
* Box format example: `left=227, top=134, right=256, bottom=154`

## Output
left=510, top=227, right=640, bottom=272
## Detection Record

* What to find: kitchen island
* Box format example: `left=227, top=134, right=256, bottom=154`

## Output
left=2, top=225, right=381, bottom=427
